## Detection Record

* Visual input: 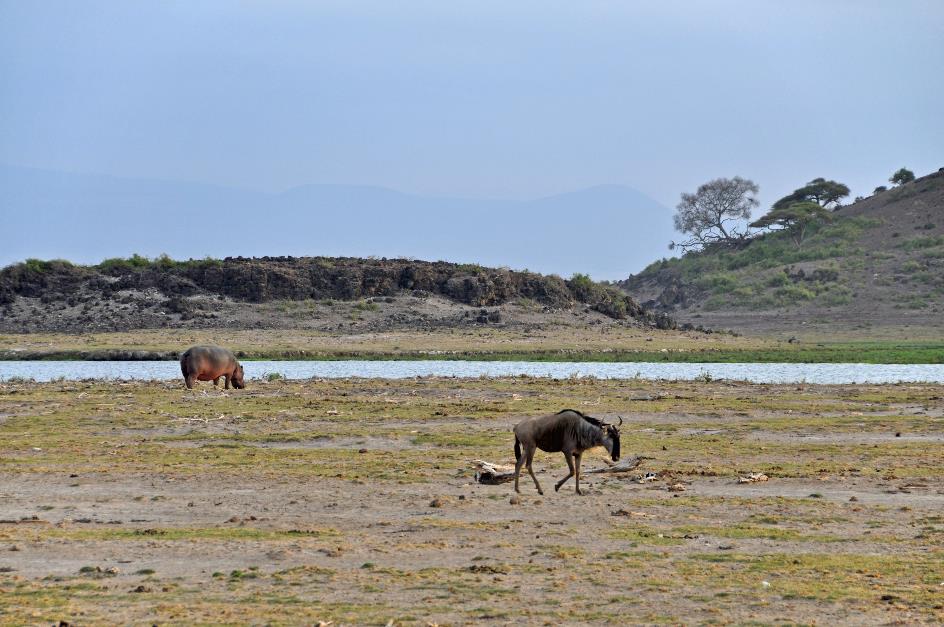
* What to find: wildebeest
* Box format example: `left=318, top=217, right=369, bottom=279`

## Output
left=180, top=345, right=245, bottom=390
left=513, top=409, right=621, bottom=495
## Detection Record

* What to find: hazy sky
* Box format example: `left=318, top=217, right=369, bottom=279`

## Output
left=1, top=0, right=942, bottom=207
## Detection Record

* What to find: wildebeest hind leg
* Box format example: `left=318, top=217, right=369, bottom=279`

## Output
left=574, top=452, right=583, bottom=495
left=514, top=454, right=525, bottom=494
left=526, top=447, right=543, bottom=494
left=555, top=452, right=575, bottom=492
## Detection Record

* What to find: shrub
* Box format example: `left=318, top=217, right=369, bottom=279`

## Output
left=766, top=271, right=790, bottom=287
left=567, top=273, right=596, bottom=301
left=774, top=284, right=815, bottom=301
left=899, top=235, right=944, bottom=251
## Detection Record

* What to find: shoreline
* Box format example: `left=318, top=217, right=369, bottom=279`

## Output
left=2, top=344, right=943, bottom=364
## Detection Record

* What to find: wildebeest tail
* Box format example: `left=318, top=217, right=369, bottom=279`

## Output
left=514, top=436, right=521, bottom=462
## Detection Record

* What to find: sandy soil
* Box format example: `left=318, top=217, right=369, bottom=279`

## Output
left=1, top=378, right=943, bottom=625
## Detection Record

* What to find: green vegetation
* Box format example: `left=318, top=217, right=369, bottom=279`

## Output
left=771, top=177, right=850, bottom=211
left=0, top=378, right=942, bottom=624
left=638, top=214, right=885, bottom=312
left=890, top=167, right=916, bottom=186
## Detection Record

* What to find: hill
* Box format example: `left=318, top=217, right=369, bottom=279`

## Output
left=621, top=169, right=944, bottom=338
left=0, top=255, right=674, bottom=334
left=0, top=165, right=673, bottom=280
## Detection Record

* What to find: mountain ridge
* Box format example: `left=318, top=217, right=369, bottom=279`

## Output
left=0, top=164, right=673, bottom=280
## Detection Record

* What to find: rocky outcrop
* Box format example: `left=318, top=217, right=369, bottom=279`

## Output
left=1, top=255, right=667, bottom=329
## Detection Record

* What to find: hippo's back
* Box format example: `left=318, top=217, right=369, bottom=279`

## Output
left=181, top=345, right=237, bottom=375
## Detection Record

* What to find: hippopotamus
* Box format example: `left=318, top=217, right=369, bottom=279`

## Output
left=180, top=345, right=245, bottom=390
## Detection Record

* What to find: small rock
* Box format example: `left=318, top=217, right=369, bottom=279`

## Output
left=131, top=585, right=151, bottom=593
left=849, top=496, right=859, bottom=502
left=509, top=495, right=521, bottom=505
left=358, top=448, right=368, bottom=454
left=718, top=544, right=735, bottom=550
left=428, top=498, right=445, bottom=508
left=226, top=516, right=240, bottom=523
left=668, top=483, right=686, bottom=492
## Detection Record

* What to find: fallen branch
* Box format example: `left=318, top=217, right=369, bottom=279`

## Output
left=584, top=456, right=652, bottom=474
left=471, top=455, right=652, bottom=484
left=471, top=460, right=516, bottom=485
left=737, top=472, right=769, bottom=484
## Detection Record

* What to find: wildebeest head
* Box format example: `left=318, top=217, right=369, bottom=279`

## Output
left=602, top=416, right=622, bottom=461
left=231, top=363, right=246, bottom=389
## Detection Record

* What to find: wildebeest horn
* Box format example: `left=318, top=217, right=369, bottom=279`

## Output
left=617, top=416, right=623, bottom=427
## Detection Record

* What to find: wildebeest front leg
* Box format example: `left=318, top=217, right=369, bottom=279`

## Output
left=555, top=452, right=575, bottom=492
left=526, top=448, right=543, bottom=495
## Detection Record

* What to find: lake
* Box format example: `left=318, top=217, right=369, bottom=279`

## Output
left=1, top=360, right=943, bottom=384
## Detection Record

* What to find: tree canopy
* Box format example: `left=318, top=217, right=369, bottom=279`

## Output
left=750, top=201, right=832, bottom=247
left=772, top=178, right=850, bottom=211
left=889, top=168, right=915, bottom=185
left=670, top=176, right=759, bottom=252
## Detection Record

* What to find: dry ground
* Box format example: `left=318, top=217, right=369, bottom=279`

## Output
left=1, top=377, right=943, bottom=625
left=0, top=324, right=755, bottom=359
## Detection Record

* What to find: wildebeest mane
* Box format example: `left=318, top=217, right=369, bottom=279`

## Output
left=556, top=408, right=606, bottom=428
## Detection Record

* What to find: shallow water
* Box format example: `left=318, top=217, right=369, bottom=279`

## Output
left=1, top=360, right=943, bottom=384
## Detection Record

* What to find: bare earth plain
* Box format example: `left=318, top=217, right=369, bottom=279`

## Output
left=1, top=376, right=943, bottom=625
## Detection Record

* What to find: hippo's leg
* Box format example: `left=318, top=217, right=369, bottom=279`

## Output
left=224, top=375, right=231, bottom=390
left=213, top=376, right=222, bottom=387
left=184, top=374, right=196, bottom=390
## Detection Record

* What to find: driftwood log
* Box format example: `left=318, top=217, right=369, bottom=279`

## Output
left=472, top=456, right=651, bottom=485
left=583, top=456, right=652, bottom=474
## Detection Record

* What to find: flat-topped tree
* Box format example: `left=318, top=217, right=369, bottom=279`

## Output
left=670, top=176, right=759, bottom=253
left=750, top=201, right=832, bottom=247
left=889, top=168, right=915, bottom=186
left=772, top=178, right=850, bottom=211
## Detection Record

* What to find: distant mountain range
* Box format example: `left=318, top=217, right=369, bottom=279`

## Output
left=0, top=164, right=675, bottom=280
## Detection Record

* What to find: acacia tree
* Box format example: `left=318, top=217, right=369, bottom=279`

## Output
left=772, top=177, right=850, bottom=211
left=889, top=168, right=915, bottom=186
left=750, top=201, right=832, bottom=247
left=670, top=177, right=759, bottom=252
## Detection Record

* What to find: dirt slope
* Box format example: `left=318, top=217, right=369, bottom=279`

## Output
left=621, top=169, right=944, bottom=338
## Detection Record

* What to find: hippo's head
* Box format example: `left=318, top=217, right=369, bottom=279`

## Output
left=231, top=363, right=246, bottom=389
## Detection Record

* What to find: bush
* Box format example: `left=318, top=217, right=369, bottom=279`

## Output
left=567, top=273, right=596, bottom=301
left=766, top=271, right=790, bottom=287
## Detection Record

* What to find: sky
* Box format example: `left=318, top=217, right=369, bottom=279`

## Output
left=1, top=0, right=943, bottom=209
